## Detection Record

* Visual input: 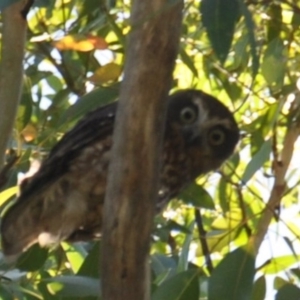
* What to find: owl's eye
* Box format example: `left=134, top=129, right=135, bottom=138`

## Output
left=180, top=107, right=197, bottom=124
left=208, top=128, right=225, bottom=146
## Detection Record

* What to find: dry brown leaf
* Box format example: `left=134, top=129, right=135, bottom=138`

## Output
left=54, top=35, right=108, bottom=52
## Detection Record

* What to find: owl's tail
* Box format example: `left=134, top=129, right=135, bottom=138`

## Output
left=1, top=190, right=86, bottom=261
left=1, top=195, right=45, bottom=261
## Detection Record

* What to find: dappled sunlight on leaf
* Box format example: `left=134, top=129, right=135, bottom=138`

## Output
left=0, top=186, right=17, bottom=207
left=88, top=62, right=122, bottom=85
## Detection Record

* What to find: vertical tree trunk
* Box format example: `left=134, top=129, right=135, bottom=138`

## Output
left=0, top=1, right=27, bottom=169
left=101, top=1, right=183, bottom=299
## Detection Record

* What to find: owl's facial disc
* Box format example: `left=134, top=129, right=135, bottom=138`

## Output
left=175, top=92, right=239, bottom=176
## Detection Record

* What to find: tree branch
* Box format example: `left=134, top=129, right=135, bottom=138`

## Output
left=194, top=208, right=214, bottom=274
left=0, top=0, right=28, bottom=169
left=251, top=99, right=300, bottom=254
left=0, top=150, right=18, bottom=190
left=101, top=1, right=183, bottom=299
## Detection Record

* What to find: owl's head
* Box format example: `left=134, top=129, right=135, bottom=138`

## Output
left=166, top=89, right=239, bottom=177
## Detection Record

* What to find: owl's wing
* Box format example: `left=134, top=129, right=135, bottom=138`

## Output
left=50, top=102, right=117, bottom=157
left=1, top=102, right=117, bottom=258
left=20, top=101, right=117, bottom=199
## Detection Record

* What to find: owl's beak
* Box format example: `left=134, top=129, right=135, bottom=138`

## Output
left=182, top=121, right=205, bottom=145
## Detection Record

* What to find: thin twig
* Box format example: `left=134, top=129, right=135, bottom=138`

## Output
left=194, top=208, right=214, bottom=274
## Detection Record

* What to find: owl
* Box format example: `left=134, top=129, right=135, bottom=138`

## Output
left=1, top=89, right=239, bottom=258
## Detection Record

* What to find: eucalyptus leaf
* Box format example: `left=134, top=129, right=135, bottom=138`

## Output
left=208, top=247, right=255, bottom=300
left=276, top=284, right=300, bottom=300
left=242, top=139, right=272, bottom=184
left=45, top=276, right=100, bottom=297
left=152, top=269, right=199, bottom=300
left=201, top=0, right=240, bottom=63
left=58, top=85, right=119, bottom=126
left=251, top=276, right=266, bottom=300
left=180, top=183, right=215, bottom=210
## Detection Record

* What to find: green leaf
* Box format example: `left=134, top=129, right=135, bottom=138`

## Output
left=165, top=220, right=192, bottom=234
left=180, top=48, right=198, bottom=77
left=260, top=102, right=281, bottom=137
left=152, top=269, right=199, bottom=300
left=292, top=11, right=300, bottom=28
left=210, top=67, right=242, bottom=101
left=208, top=247, right=255, bottom=300
left=201, top=0, right=240, bottom=63
left=180, top=183, right=215, bottom=210
left=45, top=276, right=100, bottom=297
left=276, top=284, right=300, bottom=300
left=260, top=255, right=300, bottom=274
left=61, top=242, right=87, bottom=273
left=222, top=80, right=242, bottom=102
left=46, top=75, right=63, bottom=92
left=16, top=77, right=33, bottom=131
left=151, top=254, right=177, bottom=278
left=151, top=254, right=177, bottom=286
left=11, top=284, right=44, bottom=300
left=248, top=102, right=281, bottom=155
left=231, top=34, right=249, bottom=70
left=218, top=177, right=230, bottom=213
left=291, top=268, right=300, bottom=279
left=238, top=0, right=259, bottom=78
left=241, top=139, right=272, bottom=184
left=267, top=4, right=282, bottom=42
left=77, top=242, right=100, bottom=278
left=177, top=221, right=195, bottom=273
left=251, top=275, right=266, bottom=300
left=274, top=276, right=290, bottom=290
left=261, top=38, right=286, bottom=91
left=283, top=236, right=297, bottom=257
left=58, top=85, right=119, bottom=126
left=0, top=285, right=14, bottom=300
left=16, top=244, right=48, bottom=272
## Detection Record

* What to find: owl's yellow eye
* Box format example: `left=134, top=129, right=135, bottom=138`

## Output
left=180, top=107, right=197, bottom=124
left=208, top=128, right=225, bottom=146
